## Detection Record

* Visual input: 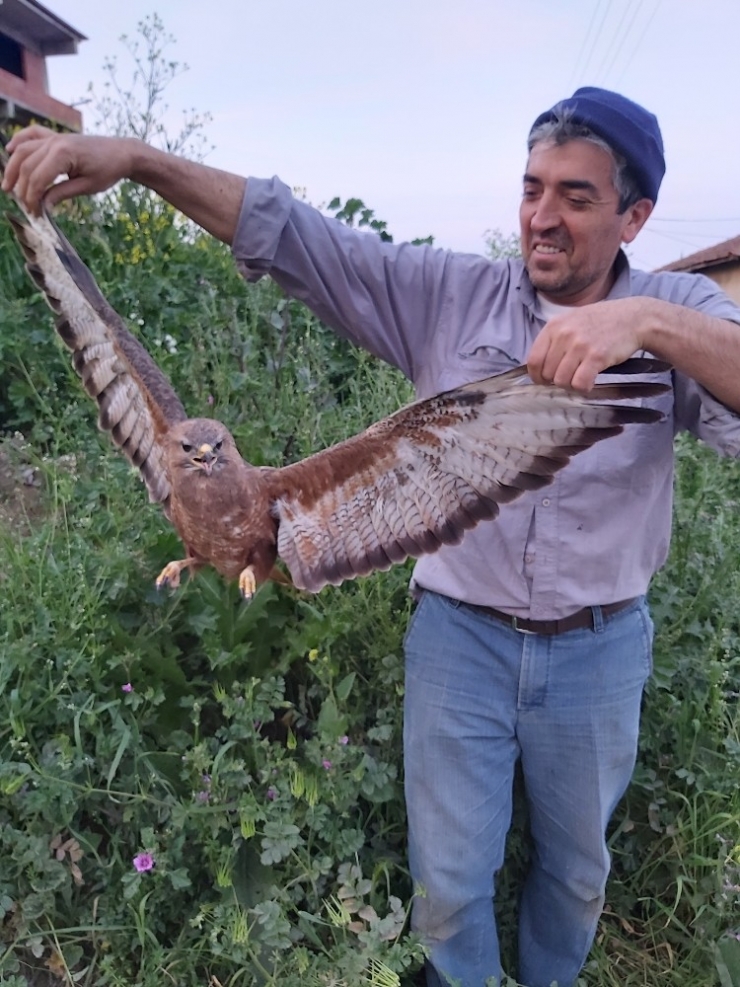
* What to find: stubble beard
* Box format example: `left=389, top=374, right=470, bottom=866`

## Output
left=526, top=262, right=584, bottom=300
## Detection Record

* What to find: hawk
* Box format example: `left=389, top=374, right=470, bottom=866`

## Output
left=2, top=162, right=668, bottom=598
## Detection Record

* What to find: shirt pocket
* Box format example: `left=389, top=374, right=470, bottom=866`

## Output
left=438, top=344, right=522, bottom=391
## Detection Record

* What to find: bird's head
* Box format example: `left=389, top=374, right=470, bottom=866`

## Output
left=167, top=419, right=239, bottom=478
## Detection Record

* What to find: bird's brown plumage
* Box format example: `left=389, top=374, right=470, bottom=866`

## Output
left=1, top=146, right=671, bottom=597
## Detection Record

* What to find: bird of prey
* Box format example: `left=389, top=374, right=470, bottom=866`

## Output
left=1, top=156, right=668, bottom=598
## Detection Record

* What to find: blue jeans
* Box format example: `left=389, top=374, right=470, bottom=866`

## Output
left=403, top=591, right=654, bottom=987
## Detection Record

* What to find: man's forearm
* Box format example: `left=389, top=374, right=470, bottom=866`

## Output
left=128, top=141, right=246, bottom=246
left=642, top=298, right=740, bottom=412
left=2, top=127, right=247, bottom=245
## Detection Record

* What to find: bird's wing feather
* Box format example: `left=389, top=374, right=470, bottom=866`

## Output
left=265, top=364, right=669, bottom=592
left=1, top=151, right=187, bottom=514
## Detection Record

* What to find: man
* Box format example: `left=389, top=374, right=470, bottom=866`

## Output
left=4, top=88, right=740, bottom=987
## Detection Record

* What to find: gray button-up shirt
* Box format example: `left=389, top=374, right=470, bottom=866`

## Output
left=233, top=176, right=740, bottom=618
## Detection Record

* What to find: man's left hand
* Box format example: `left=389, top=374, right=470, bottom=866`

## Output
left=527, top=299, right=644, bottom=392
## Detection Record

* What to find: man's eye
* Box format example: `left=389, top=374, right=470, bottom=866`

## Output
left=567, top=198, right=590, bottom=208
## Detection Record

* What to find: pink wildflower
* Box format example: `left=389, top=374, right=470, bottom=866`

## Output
left=322, top=759, right=332, bottom=770
left=121, top=683, right=133, bottom=693
left=132, top=852, right=154, bottom=873
left=266, top=786, right=277, bottom=801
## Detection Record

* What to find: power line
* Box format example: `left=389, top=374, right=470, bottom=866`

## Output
left=576, top=0, right=615, bottom=83
left=650, top=216, right=740, bottom=224
left=643, top=227, right=733, bottom=249
left=594, top=0, right=641, bottom=84
left=600, top=0, right=646, bottom=84
left=614, top=0, right=663, bottom=86
left=570, top=0, right=608, bottom=88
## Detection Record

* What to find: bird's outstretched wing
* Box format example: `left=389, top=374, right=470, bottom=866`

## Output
left=1, top=145, right=186, bottom=515
left=266, top=362, right=670, bottom=592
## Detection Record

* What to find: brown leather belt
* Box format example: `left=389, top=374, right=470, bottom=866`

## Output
left=466, top=598, right=638, bottom=636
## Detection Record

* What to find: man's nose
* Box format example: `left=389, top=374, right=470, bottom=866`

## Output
left=528, top=194, right=561, bottom=231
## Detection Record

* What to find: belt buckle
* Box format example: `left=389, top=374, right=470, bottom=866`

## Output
left=511, top=616, right=536, bottom=635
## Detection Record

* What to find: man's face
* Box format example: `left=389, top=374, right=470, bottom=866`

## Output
left=519, top=138, right=652, bottom=306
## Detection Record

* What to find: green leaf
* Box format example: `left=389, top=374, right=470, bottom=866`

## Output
left=335, top=671, right=356, bottom=703
left=317, top=693, right=347, bottom=741
left=716, top=937, right=740, bottom=987
left=168, top=868, right=192, bottom=891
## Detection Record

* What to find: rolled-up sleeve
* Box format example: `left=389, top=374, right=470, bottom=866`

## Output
left=231, top=176, right=453, bottom=378
left=675, top=375, right=740, bottom=457
left=658, top=271, right=740, bottom=457
left=232, top=176, right=294, bottom=282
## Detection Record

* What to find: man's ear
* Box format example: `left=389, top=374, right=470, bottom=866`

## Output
left=621, top=198, right=654, bottom=245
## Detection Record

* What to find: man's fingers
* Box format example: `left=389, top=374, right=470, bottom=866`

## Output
left=567, top=358, right=602, bottom=393
left=45, top=176, right=91, bottom=209
left=526, top=333, right=550, bottom=383
left=550, top=351, right=585, bottom=390
left=8, top=145, right=57, bottom=213
left=4, top=139, right=76, bottom=214
left=5, top=124, right=55, bottom=153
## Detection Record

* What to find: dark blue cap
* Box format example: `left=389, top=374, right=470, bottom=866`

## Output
left=530, top=86, right=665, bottom=203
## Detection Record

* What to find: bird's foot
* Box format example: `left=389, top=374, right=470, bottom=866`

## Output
left=238, top=565, right=257, bottom=601
left=155, top=560, right=188, bottom=591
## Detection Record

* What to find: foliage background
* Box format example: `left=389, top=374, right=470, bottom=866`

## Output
left=0, top=16, right=739, bottom=987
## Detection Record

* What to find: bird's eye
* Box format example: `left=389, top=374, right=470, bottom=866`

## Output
left=214, top=440, right=223, bottom=452
left=181, top=442, right=194, bottom=453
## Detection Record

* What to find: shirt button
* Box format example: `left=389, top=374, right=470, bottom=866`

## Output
left=524, top=554, right=534, bottom=564
left=541, top=498, right=551, bottom=507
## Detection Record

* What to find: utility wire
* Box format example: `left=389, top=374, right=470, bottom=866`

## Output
left=600, top=0, right=645, bottom=84
left=576, top=0, right=615, bottom=83
left=569, top=0, right=607, bottom=88
left=594, top=0, right=641, bottom=84
left=614, top=0, right=663, bottom=86
left=651, top=216, right=740, bottom=224
left=644, top=227, right=733, bottom=249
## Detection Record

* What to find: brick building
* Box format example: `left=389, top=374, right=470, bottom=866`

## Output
left=0, top=0, right=85, bottom=132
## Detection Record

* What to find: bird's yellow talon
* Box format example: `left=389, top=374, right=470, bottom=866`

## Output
left=155, top=560, right=185, bottom=590
left=238, top=566, right=257, bottom=600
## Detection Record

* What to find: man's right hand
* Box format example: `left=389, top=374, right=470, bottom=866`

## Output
left=2, top=125, right=137, bottom=214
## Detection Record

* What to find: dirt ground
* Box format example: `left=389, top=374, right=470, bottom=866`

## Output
left=0, top=436, right=45, bottom=537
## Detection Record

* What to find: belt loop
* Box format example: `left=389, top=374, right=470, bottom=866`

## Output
left=591, top=605, right=604, bottom=634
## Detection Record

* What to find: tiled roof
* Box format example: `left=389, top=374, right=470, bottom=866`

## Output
left=656, top=234, right=740, bottom=273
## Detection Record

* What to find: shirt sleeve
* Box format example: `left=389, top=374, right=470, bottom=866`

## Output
left=666, top=272, right=740, bottom=457
left=231, top=176, right=454, bottom=379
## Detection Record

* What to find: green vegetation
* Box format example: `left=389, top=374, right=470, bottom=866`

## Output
left=0, top=15, right=738, bottom=986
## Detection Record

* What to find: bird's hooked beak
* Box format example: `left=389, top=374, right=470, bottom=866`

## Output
left=192, top=443, right=217, bottom=475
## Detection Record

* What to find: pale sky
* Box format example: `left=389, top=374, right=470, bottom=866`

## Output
left=39, top=0, right=740, bottom=272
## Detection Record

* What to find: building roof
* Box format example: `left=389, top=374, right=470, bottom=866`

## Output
left=0, top=0, right=86, bottom=56
left=656, top=234, right=740, bottom=274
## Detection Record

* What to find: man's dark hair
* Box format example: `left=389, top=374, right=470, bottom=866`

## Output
left=527, top=112, right=644, bottom=214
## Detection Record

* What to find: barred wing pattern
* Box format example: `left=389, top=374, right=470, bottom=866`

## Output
left=3, top=158, right=186, bottom=516
left=268, top=366, right=669, bottom=592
